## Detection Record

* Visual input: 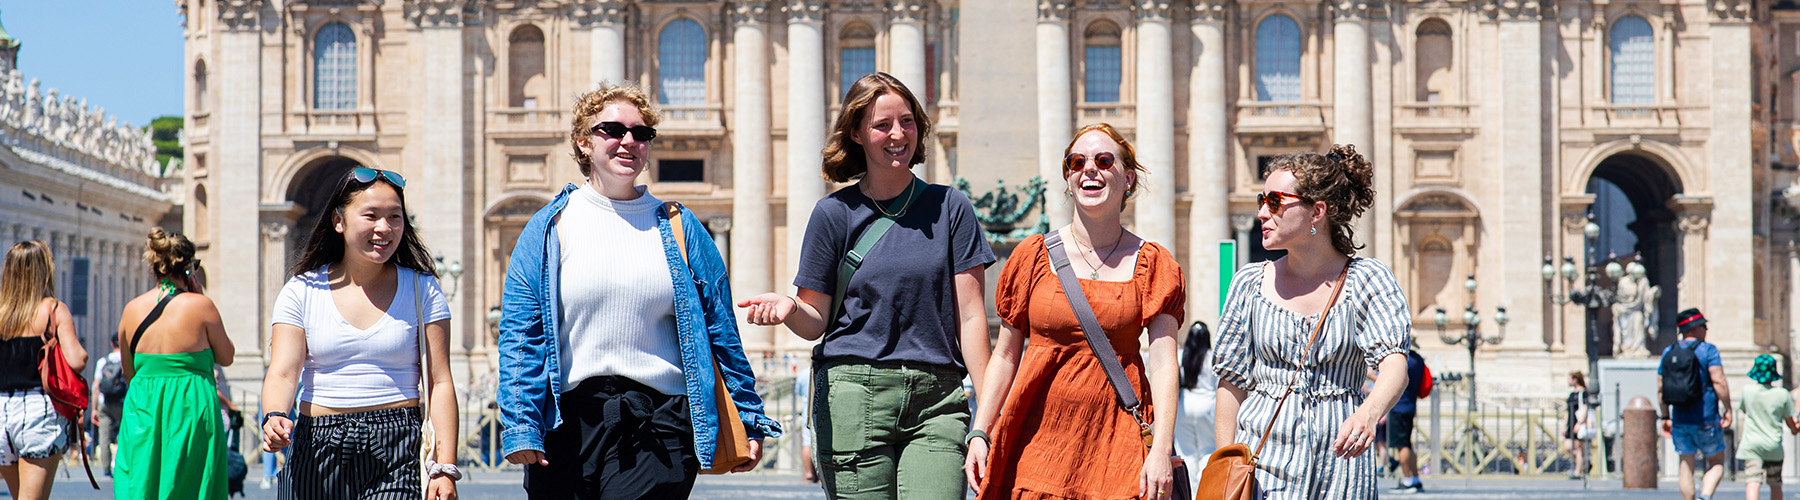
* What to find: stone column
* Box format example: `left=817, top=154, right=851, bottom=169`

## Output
left=1133, top=1, right=1176, bottom=246
left=1037, top=1, right=1074, bottom=229
left=573, top=0, right=628, bottom=88
left=410, top=0, right=472, bottom=346
left=786, top=0, right=827, bottom=296
left=1494, top=0, right=1547, bottom=349
left=1331, top=0, right=1376, bottom=257
left=215, top=0, right=266, bottom=358
left=1231, top=215, right=1257, bottom=269
left=1707, top=0, right=1753, bottom=348
left=1188, top=1, right=1230, bottom=324
left=888, top=0, right=929, bottom=100
left=732, top=2, right=775, bottom=351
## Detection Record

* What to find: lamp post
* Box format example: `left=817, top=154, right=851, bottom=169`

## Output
left=434, top=257, right=464, bottom=301
left=1435, top=274, right=1508, bottom=409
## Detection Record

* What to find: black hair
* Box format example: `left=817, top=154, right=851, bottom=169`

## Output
left=1180, top=321, right=1213, bottom=389
left=289, top=172, right=437, bottom=278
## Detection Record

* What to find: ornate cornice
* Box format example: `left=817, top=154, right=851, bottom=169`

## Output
left=1190, top=1, right=1228, bottom=22
left=1038, top=1, right=1072, bottom=21
left=1482, top=0, right=1552, bottom=20
left=218, top=0, right=267, bottom=31
left=732, top=0, right=771, bottom=26
left=405, top=0, right=480, bottom=28
left=569, top=0, right=628, bottom=27
left=889, top=0, right=929, bottom=23
left=785, top=0, right=827, bottom=23
left=1709, top=0, right=1751, bottom=22
left=1133, top=0, right=1174, bottom=21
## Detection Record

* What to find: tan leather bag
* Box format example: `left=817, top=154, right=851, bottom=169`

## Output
left=666, top=202, right=754, bottom=474
left=1196, top=262, right=1350, bottom=500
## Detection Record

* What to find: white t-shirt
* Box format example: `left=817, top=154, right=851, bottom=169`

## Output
left=272, top=265, right=451, bottom=408
left=555, top=184, right=684, bottom=396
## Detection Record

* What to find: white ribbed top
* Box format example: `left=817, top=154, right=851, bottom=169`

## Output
left=556, top=184, right=684, bottom=395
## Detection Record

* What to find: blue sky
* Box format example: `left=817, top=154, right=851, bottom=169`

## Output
left=2, top=1, right=187, bottom=128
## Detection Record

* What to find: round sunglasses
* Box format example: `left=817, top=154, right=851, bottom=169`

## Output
left=1063, top=152, right=1117, bottom=174
left=348, top=167, right=406, bottom=188
left=1257, top=190, right=1307, bottom=214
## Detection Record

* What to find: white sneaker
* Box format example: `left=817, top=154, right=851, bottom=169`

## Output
left=261, top=478, right=272, bottom=489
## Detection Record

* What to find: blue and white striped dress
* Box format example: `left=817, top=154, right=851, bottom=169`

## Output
left=1212, top=258, right=1411, bottom=499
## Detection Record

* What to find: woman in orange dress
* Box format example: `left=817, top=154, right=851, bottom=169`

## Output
left=964, top=123, right=1184, bottom=500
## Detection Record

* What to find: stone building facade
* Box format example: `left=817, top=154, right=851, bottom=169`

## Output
left=179, top=0, right=1793, bottom=401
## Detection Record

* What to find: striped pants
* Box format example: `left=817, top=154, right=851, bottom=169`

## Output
left=278, top=407, right=420, bottom=500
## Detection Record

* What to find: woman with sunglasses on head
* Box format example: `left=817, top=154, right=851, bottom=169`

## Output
left=114, top=229, right=235, bottom=499
left=738, top=72, right=996, bottom=500
left=961, top=123, right=1184, bottom=500
left=258, top=166, right=460, bottom=500
left=1211, top=145, right=1411, bottom=499
left=496, top=83, right=779, bottom=500
left=0, top=240, right=87, bottom=500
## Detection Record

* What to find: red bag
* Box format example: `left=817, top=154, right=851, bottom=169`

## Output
left=1417, top=359, right=1433, bottom=398
left=37, top=301, right=98, bottom=489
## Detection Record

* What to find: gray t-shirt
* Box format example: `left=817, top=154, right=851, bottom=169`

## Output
left=794, top=183, right=996, bottom=369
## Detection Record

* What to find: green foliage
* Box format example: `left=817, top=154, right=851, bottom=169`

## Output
left=147, top=116, right=183, bottom=175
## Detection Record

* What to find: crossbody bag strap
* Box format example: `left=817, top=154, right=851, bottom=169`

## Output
left=1043, top=230, right=1142, bottom=412
left=1250, top=260, right=1352, bottom=460
left=128, top=292, right=182, bottom=357
left=415, top=271, right=431, bottom=453
left=828, top=178, right=925, bottom=332
left=666, top=202, right=689, bottom=263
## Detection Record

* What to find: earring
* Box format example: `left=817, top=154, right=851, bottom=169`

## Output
left=1064, top=188, right=1074, bottom=197
left=1310, top=226, right=1317, bottom=235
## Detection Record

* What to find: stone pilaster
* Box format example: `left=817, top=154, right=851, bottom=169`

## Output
left=1330, top=0, right=1377, bottom=259
left=570, top=0, right=629, bottom=88
left=888, top=0, right=929, bottom=128
left=410, top=0, right=472, bottom=345
left=215, top=0, right=266, bottom=360
left=1707, top=0, right=1753, bottom=351
left=732, top=1, right=775, bottom=351
left=1038, top=0, right=1073, bottom=229
left=1133, top=1, right=1175, bottom=246
left=785, top=0, right=827, bottom=305
left=1188, top=0, right=1230, bottom=324
left=1493, top=0, right=1547, bottom=349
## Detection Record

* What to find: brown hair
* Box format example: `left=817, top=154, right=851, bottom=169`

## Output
left=0, top=241, right=54, bottom=340
left=569, top=83, right=662, bottom=177
left=143, top=227, right=197, bottom=279
left=1268, top=144, right=1375, bottom=256
left=820, top=72, right=932, bottom=182
left=1570, top=371, right=1587, bottom=389
left=1062, top=123, right=1149, bottom=205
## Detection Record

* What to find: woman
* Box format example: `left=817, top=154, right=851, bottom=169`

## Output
left=958, top=123, right=1182, bottom=500
left=1212, top=145, right=1411, bottom=499
left=1174, top=321, right=1217, bottom=493
left=114, top=228, right=235, bottom=499
left=497, top=83, right=779, bottom=499
left=1564, top=371, right=1588, bottom=478
left=259, top=166, right=460, bottom=500
left=739, top=72, right=996, bottom=499
left=0, top=240, right=86, bottom=500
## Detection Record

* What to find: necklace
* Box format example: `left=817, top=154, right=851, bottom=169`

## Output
left=871, top=179, right=918, bottom=218
left=1073, top=227, right=1127, bottom=280
left=158, top=278, right=181, bottom=296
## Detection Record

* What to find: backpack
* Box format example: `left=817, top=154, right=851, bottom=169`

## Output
left=1660, top=340, right=1706, bottom=406
left=1414, top=352, right=1433, bottom=398
left=97, top=359, right=127, bottom=404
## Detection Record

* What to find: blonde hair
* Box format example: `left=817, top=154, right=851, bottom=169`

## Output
left=143, top=227, right=196, bottom=278
left=1062, top=123, right=1149, bottom=205
left=568, top=83, right=662, bottom=177
left=0, top=241, right=54, bottom=340
left=820, top=73, right=932, bottom=182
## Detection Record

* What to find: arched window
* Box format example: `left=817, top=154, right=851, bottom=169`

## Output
left=193, top=59, right=209, bottom=112
left=508, top=25, right=547, bottom=108
left=313, top=23, right=357, bottom=110
left=839, top=23, right=877, bottom=102
left=1609, top=16, right=1654, bottom=105
left=658, top=19, right=707, bottom=106
left=1254, top=14, right=1302, bottom=102
left=1083, top=20, right=1122, bottom=103
left=1414, top=19, right=1453, bottom=103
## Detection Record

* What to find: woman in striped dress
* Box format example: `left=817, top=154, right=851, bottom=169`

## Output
left=1212, top=145, right=1412, bottom=499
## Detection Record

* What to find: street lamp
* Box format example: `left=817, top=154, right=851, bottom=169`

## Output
left=1436, top=274, right=1507, bottom=409
left=434, top=257, right=464, bottom=301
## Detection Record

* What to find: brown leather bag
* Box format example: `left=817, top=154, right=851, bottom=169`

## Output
left=1195, top=262, right=1350, bottom=500
left=666, top=202, right=754, bottom=474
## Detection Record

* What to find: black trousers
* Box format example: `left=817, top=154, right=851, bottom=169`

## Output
left=526, top=376, right=697, bottom=500
left=279, top=407, right=420, bottom=500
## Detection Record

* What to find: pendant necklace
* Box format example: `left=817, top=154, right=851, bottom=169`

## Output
left=1074, top=228, right=1126, bottom=280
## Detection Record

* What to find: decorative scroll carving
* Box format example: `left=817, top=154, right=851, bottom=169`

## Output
left=1329, top=0, right=1374, bottom=21
left=568, top=0, right=628, bottom=27
left=1231, top=214, right=1258, bottom=232
left=1709, top=0, right=1751, bottom=22
left=786, top=0, right=826, bottom=23
left=1133, top=0, right=1173, bottom=21
left=405, top=0, right=479, bottom=27
left=1037, top=1, right=1072, bottom=22
left=889, top=0, right=928, bottom=23
left=733, top=0, right=771, bottom=25
left=261, top=222, right=290, bottom=243
left=1678, top=213, right=1710, bottom=234
left=1482, top=0, right=1551, bottom=20
left=1190, top=1, right=1228, bottom=22
left=218, top=0, right=267, bottom=31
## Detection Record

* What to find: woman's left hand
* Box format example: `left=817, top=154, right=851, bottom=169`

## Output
left=1332, top=409, right=1380, bottom=458
left=1138, top=452, right=1174, bottom=500
left=730, top=439, right=764, bottom=473
left=427, top=475, right=457, bottom=500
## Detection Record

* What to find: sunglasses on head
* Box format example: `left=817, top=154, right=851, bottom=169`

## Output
left=1063, top=152, right=1117, bottom=174
left=348, top=168, right=406, bottom=188
left=590, top=121, right=658, bottom=142
left=1257, top=190, right=1306, bottom=213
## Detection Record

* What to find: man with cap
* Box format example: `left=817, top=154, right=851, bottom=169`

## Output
left=1659, top=308, right=1731, bottom=500
left=1736, top=354, right=1799, bottom=500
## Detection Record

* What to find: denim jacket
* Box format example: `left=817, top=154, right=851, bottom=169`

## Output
left=497, top=183, right=781, bottom=467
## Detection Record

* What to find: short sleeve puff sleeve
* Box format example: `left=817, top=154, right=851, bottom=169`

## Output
left=1352, top=259, right=1413, bottom=370
left=1135, top=242, right=1186, bottom=327
left=1212, top=263, right=1264, bottom=390
left=994, top=234, right=1045, bottom=331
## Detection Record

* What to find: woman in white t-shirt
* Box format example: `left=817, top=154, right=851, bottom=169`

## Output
left=1174, top=321, right=1217, bottom=494
left=258, top=168, right=460, bottom=500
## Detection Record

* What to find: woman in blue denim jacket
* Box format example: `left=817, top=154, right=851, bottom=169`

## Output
left=497, top=84, right=780, bottom=499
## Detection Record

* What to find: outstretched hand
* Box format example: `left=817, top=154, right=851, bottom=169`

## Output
left=737, top=293, right=796, bottom=326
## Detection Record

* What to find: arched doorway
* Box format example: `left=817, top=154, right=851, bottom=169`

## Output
left=1585, top=152, right=1682, bottom=356
left=285, top=156, right=363, bottom=263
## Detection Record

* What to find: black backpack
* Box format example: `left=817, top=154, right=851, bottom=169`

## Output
left=97, top=359, right=127, bottom=404
left=1660, top=340, right=1706, bottom=406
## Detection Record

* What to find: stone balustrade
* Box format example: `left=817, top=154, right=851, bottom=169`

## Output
left=0, top=66, right=163, bottom=182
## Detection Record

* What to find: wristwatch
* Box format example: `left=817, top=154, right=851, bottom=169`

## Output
left=262, top=410, right=292, bottom=426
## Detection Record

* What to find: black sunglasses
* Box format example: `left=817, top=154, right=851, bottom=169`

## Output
left=349, top=167, right=406, bottom=188
left=590, top=121, right=658, bottom=142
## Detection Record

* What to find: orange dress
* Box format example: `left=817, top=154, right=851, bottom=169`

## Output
left=981, top=233, right=1186, bottom=500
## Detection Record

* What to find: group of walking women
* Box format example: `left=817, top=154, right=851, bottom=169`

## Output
left=0, top=70, right=1412, bottom=500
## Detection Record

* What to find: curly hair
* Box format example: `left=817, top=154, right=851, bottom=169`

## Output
left=569, top=83, right=662, bottom=177
left=143, top=227, right=197, bottom=278
left=1062, top=123, right=1148, bottom=206
left=1267, top=144, right=1375, bottom=256
left=820, top=73, right=932, bottom=182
